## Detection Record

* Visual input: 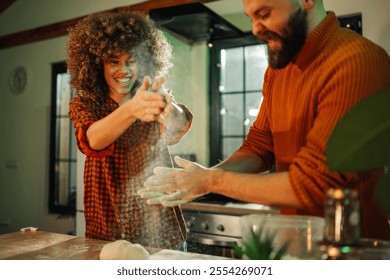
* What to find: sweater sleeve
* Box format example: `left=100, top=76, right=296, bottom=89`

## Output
left=239, top=68, right=275, bottom=171
left=289, top=33, right=390, bottom=214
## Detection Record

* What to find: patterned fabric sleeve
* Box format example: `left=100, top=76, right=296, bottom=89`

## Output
left=69, top=96, right=115, bottom=158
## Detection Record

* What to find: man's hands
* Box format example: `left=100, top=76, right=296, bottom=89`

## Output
left=138, top=156, right=213, bottom=207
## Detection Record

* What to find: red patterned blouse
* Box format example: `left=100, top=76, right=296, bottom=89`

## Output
left=69, top=95, right=193, bottom=248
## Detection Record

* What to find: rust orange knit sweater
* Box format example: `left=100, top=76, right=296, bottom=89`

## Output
left=241, top=12, right=390, bottom=240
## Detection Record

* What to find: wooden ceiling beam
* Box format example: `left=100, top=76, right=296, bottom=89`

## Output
left=0, top=0, right=218, bottom=50
left=0, top=0, right=16, bottom=14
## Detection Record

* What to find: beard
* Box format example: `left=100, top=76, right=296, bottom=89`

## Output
left=259, top=7, right=308, bottom=69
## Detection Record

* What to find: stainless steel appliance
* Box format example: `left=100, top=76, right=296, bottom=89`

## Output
left=182, top=202, right=278, bottom=258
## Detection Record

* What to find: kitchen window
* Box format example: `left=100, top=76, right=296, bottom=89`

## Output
left=198, top=35, right=269, bottom=204
left=49, top=62, right=77, bottom=215
left=209, top=35, right=268, bottom=166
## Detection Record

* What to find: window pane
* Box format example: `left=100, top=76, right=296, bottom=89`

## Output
left=69, top=161, right=77, bottom=206
left=58, top=161, right=69, bottom=205
left=56, top=73, right=72, bottom=116
left=220, top=48, right=243, bottom=93
left=59, top=117, right=70, bottom=159
left=50, top=63, right=78, bottom=214
left=245, top=44, right=268, bottom=91
left=222, top=137, right=244, bottom=159
left=245, top=91, right=263, bottom=134
left=70, top=125, right=77, bottom=159
left=221, top=93, right=244, bottom=136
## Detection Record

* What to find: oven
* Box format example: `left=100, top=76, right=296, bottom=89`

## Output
left=182, top=202, right=278, bottom=258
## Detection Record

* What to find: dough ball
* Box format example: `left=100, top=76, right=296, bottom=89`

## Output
left=100, top=240, right=150, bottom=260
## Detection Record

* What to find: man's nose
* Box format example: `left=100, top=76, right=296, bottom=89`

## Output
left=252, top=20, right=265, bottom=36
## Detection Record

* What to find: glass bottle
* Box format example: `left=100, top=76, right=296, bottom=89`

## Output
left=323, top=188, right=360, bottom=246
left=321, top=188, right=361, bottom=259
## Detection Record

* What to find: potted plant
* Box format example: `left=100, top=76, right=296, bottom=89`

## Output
left=234, top=225, right=290, bottom=260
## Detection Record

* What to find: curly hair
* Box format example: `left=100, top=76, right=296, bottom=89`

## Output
left=66, top=11, right=173, bottom=99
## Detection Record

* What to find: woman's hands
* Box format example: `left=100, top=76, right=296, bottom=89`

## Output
left=156, top=87, right=187, bottom=132
left=125, top=76, right=187, bottom=132
left=85, top=76, right=187, bottom=150
left=124, top=76, right=167, bottom=122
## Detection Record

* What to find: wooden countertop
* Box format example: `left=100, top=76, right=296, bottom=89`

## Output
left=0, top=230, right=229, bottom=260
left=0, top=230, right=109, bottom=260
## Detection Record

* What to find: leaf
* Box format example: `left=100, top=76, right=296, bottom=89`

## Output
left=327, top=88, right=390, bottom=172
left=233, top=244, right=244, bottom=258
left=237, top=223, right=290, bottom=260
left=272, top=240, right=291, bottom=260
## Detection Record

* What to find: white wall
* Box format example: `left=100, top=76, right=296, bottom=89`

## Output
left=0, top=0, right=389, bottom=236
left=167, top=35, right=210, bottom=165
left=325, top=0, right=390, bottom=53
left=0, top=35, right=75, bottom=234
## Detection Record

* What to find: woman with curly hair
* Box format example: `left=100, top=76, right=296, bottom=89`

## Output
left=67, top=11, right=193, bottom=249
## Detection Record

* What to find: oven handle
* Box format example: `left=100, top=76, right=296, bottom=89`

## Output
left=187, top=233, right=241, bottom=247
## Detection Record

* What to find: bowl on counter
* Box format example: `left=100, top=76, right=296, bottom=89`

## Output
left=240, top=214, right=325, bottom=259
left=358, top=238, right=390, bottom=259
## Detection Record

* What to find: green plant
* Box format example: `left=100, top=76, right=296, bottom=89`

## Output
left=326, top=87, right=390, bottom=214
left=235, top=225, right=290, bottom=260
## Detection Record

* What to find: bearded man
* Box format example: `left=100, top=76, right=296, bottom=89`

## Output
left=140, top=0, right=390, bottom=241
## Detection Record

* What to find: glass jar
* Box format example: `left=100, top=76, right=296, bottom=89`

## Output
left=323, top=188, right=360, bottom=246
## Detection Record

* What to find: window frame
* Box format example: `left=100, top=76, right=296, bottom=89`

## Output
left=209, top=33, right=261, bottom=166
left=49, top=61, right=76, bottom=215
